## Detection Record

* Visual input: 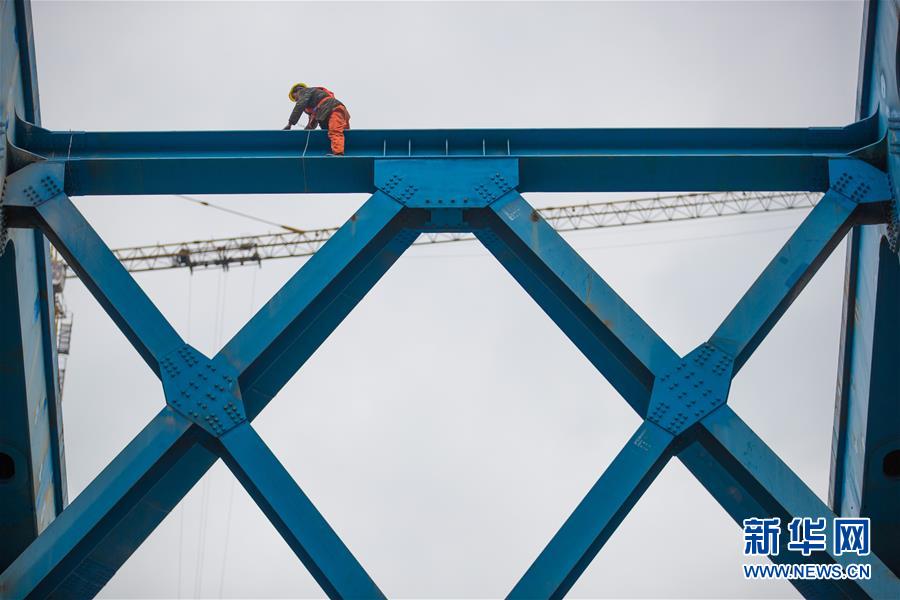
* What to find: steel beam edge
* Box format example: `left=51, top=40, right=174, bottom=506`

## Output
left=218, top=190, right=418, bottom=418
left=0, top=408, right=199, bottom=599
left=473, top=190, right=679, bottom=415
left=507, top=421, right=678, bottom=600
left=8, top=114, right=882, bottom=196
left=3, top=162, right=184, bottom=376
left=830, top=222, right=900, bottom=576
left=0, top=192, right=418, bottom=595
left=694, top=405, right=900, bottom=599
left=710, top=158, right=892, bottom=372
left=213, top=423, right=384, bottom=600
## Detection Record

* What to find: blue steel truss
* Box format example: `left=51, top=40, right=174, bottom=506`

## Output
left=0, top=150, right=897, bottom=599
left=2, top=1, right=900, bottom=598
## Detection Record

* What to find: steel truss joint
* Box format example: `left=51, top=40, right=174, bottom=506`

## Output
left=160, top=344, right=247, bottom=437
left=2, top=160, right=65, bottom=209
left=374, top=158, right=518, bottom=208
left=646, top=342, right=734, bottom=435
left=828, top=158, right=892, bottom=205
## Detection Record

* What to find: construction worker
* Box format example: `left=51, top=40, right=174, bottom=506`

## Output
left=283, top=83, right=351, bottom=156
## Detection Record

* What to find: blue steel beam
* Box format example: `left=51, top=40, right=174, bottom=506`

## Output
left=12, top=1, right=40, bottom=124
left=0, top=408, right=199, bottom=599
left=0, top=0, right=66, bottom=572
left=474, top=192, right=679, bottom=415
left=3, top=163, right=184, bottom=377
left=710, top=159, right=893, bottom=371
left=830, top=224, right=900, bottom=573
left=697, top=406, right=900, bottom=599
left=32, top=232, right=67, bottom=515
left=8, top=113, right=881, bottom=195
left=829, top=0, right=900, bottom=579
left=0, top=238, right=63, bottom=570
left=3, top=154, right=896, bottom=598
left=678, top=442, right=866, bottom=600
left=0, top=190, right=411, bottom=596
left=218, top=191, right=417, bottom=417
left=497, top=158, right=896, bottom=596
left=508, top=422, right=677, bottom=599
left=216, top=424, right=384, bottom=599
left=710, top=190, right=858, bottom=370
left=2, top=0, right=897, bottom=596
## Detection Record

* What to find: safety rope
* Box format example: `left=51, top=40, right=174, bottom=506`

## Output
left=301, top=128, right=311, bottom=194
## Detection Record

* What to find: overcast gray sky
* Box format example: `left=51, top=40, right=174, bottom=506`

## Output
left=31, top=1, right=865, bottom=598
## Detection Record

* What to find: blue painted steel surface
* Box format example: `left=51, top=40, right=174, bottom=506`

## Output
left=711, top=160, right=892, bottom=372
left=3, top=164, right=184, bottom=376
left=7, top=113, right=883, bottom=195
left=0, top=0, right=66, bottom=575
left=220, top=190, right=416, bottom=417
left=374, top=158, right=517, bottom=207
left=160, top=345, right=247, bottom=436
left=3, top=0, right=900, bottom=596
left=0, top=169, right=390, bottom=598
left=4, top=154, right=899, bottom=598
left=12, top=0, right=40, bottom=124
left=698, top=406, right=899, bottom=599
left=216, top=424, right=384, bottom=599
left=0, top=240, right=54, bottom=568
left=829, top=0, right=900, bottom=579
left=646, top=343, right=733, bottom=435
left=475, top=191, right=680, bottom=414
left=831, top=224, right=900, bottom=569
left=509, top=422, right=677, bottom=599
left=0, top=408, right=198, bottom=599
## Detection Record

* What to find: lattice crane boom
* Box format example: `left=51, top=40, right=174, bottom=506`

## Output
left=80, top=191, right=820, bottom=275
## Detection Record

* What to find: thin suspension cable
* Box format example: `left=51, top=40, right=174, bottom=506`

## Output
left=194, top=477, right=211, bottom=598
left=177, top=195, right=305, bottom=233
left=195, top=270, right=226, bottom=598
left=176, top=272, right=193, bottom=599
left=217, top=479, right=236, bottom=598
left=176, top=491, right=185, bottom=599
left=217, top=269, right=257, bottom=598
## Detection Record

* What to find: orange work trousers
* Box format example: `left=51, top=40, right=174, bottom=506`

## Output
left=326, top=106, right=350, bottom=155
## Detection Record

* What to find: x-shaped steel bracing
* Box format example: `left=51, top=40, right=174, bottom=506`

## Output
left=0, top=156, right=897, bottom=599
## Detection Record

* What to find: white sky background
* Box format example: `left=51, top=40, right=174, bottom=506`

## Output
left=31, top=1, right=865, bottom=598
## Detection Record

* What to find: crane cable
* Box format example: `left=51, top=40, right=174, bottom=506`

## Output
left=175, top=273, right=194, bottom=598
left=216, top=268, right=254, bottom=597
left=177, top=195, right=306, bottom=233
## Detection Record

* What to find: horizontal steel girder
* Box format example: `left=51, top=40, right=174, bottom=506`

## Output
left=2, top=156, right=898, bottom=599
left=8, top=113, right=882, bottom=195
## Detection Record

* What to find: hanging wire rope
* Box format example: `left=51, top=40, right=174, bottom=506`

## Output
left=194, top=269, right=228, bottom=597
left=217, top=478, right=237, bottom=598
left=176, top=271, right=194, bottom=599
left=193, top=476, right=211, bottom=598
left=177, top=194, right=305, bottom=233
left=216, top=267, right=258, bottom=598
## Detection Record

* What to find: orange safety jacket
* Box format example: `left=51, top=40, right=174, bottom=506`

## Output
left=288, top=86, right=346, bottom=130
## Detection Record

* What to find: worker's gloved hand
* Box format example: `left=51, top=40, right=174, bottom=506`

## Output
left=282, top=124, right=291, bottom=131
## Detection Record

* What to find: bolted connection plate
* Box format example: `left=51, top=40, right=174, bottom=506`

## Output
left=1, top=161, right=65, bottom=208
left=160, top=345, right=246, bottom=437
left=828, top=158, right=892, bottom=204
left=374, top=158, right=518, bottom=208
left=647, top=343, right=734, bottom=435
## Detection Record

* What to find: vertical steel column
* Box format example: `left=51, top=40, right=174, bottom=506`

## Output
left=829, top=0, right=900, bottom=578
left=0, top=0, right=67, bottom=573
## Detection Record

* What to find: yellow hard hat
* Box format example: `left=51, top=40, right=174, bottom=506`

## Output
left=288, top=82, right=308, bottom=101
